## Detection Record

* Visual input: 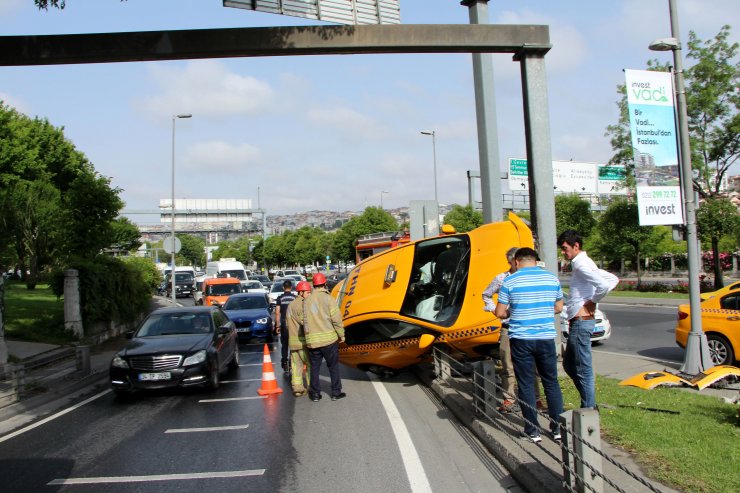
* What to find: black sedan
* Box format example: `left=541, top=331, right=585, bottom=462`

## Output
left=109, top=306, right=239, bottom=396
left=221, top=293, right=274, bottom=341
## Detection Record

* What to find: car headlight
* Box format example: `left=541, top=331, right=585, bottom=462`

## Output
left=183, top=350, right=207, bottom=366
left=111, top=355, right=129, bottom=369
left=256, top=317, right=269, bottom=325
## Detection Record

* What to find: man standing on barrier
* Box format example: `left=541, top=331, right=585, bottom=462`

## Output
left=558, top=230, right=618, bottom=409
left=495, top=247, right=564, bottom=443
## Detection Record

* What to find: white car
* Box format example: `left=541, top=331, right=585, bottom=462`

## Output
left=242, top=280, right=268, bottom=294
left=268, top=278, right=296, bottom=305
left=560, top=306, right=611, bottom=344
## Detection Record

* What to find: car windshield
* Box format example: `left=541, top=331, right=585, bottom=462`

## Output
left=223, top=296, right=268, bottom=310
left=221, top=269, right=246, bottom=280
left=207, top=283, right=242, bottom=295
left=271, top=280, right=293, bottom=293
left=175, top=273, right=194, bottom=282
left=245, top=281, right=262, bottom=289
left=253, top=275, right=270, bottom=283
left=137, top=312, right=212, bottom=336
left=401, top=235, right=470, bottom=327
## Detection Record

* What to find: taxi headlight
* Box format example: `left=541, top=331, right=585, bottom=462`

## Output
left=111, top=355, right=129, bottom=369
left=183, top=350, right=207, bottom=366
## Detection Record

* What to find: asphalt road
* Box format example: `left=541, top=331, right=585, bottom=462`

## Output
left=597, top=302, right=683, bottom=363
left=0, top=342, right=520, bottom=493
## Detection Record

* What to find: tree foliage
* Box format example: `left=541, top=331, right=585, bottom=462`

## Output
left=593, top=199, right=655, bottom=285
left=555, top=194, right=596, bottom=239
left=443, top=204, right=483, bottom=233
left=110, top=217, right=142, bottom=253
left=332, top=207, right=399, bottom=262
left=696, top=197, right=740, bottom=288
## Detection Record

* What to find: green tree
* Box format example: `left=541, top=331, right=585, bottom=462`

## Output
left=554, top=194, right=596, bottom=239
left=177, top=234, right=206, bottom=268
left=595, top=199, right=655, bottom=286
left=696, top=197, right=740, bottom=288
left=443, top=204, right=483, bottom=233
left=332, top=207, right=398, bottom=262
left=110, top=217, right=142, bottom=253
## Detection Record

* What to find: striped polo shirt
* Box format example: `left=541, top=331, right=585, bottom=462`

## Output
left=497, top=266, right=563, bottom=340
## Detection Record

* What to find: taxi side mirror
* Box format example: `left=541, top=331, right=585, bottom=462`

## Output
left=418, top=333, right=436, bottom=349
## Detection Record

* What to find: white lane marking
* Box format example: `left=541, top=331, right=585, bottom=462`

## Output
left=0, top=389, right=111, bottom=444
left=165, top=424, right=249, bottom=434
left=48, top=469, right=265, bottom=485
left=369, top=373, right=432, bottom=493
left=199, top=396, right=267, bottom=403
left=221, top=379, right=262, bottom=383
left=238, top=363, right=263, bottom=367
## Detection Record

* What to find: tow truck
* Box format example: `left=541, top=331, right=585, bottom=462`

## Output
left=332, top=212, right=534, bottom=375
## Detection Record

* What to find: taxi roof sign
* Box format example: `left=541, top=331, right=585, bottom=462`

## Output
left=224, top=0, right=401, bottom=25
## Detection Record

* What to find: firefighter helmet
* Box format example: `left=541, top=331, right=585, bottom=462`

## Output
left=296, top=281, right=312, bottom=292
left=312, top=273, right=327, bottom=286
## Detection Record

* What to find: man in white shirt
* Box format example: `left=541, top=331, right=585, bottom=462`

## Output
left=558, top=230, right=618, bottom=409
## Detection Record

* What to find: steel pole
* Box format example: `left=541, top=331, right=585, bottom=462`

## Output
left=667, top=0, right=711, bottom=374
left=432, top=131, right=438, bottom=203
left=170, top=116, right=177, bottom=304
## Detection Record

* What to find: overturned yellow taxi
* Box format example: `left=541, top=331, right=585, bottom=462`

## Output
left=332, top=212, right=534, bottom=375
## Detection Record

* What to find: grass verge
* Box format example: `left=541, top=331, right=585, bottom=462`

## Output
left=560, top=376, right=739, bottom=493
left=607, top=291, right=689, bottom=300
left=3, top=281, right=77, bottom=345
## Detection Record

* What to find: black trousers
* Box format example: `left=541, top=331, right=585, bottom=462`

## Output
left=280, top=325, right=289, bottom=365
left=308, top=341, right=342, bottom=396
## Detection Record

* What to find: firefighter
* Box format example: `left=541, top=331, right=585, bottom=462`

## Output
left=285, top=281, right=312, bottom=397
left=304, top=272, right=346, bottom=402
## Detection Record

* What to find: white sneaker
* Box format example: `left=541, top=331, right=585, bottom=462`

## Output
left=520, top=432, right=542, bottom=444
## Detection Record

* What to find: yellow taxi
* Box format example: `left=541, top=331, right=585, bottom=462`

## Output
left=700, top=281, right=740, bottom=301
left=332, top=212, right=534, bottom=375
left=675, top=283, right=739, bottom=366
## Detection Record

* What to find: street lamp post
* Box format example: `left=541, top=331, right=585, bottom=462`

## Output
left=380, top=190, right=389, bottom=209
left=649, top=0, right=710, bottom=374
left=171, top=113, right=192, bottom=304
left=420, top=130, right=438, bottom=203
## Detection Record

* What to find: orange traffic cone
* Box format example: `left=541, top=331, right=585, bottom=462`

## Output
left=257, top=344, right=283, bottom=396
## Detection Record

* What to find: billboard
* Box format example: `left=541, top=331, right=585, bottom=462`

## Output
left=625, top=69, right=683, bottom=225
left=223, top=0, right=401, bottom=25
left=508, top=158, right=627, bottom=195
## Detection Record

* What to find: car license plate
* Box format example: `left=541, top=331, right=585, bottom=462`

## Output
left=237, top=328, right=250, bottom=333
left=139, top=372, right=171, bottom=381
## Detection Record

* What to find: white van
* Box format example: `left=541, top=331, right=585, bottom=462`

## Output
left=163, top=265, right=196, bottom=279
left=206, top=259, right=248, bottom=286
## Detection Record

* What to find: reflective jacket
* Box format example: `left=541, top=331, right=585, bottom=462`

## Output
left=286, top=297, right=308, bottom=351
left=302, top=288, right=345, bottom=349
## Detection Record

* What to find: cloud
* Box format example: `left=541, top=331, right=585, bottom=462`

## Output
left=181, top=140, right=262, bottom=174
left=135, top=60, right=274, bottom=120
left=306, top=105, right=388, bottom=140
left=0, top=92, right=30, bottom=114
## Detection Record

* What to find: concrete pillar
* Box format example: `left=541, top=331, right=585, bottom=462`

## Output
left=64, top=269, right=84, bottom=338
left=473, top=360, right=497, bottom=417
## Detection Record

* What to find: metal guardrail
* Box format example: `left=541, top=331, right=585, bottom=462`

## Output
left=432, top=347, right=665, bottom=493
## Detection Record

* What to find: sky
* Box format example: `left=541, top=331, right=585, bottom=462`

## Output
left=1, top=0, right=737, bottom=224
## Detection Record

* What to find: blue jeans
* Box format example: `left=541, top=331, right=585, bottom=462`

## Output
left=563, top=319, right=596, bottom=408
left=510, top=338, right=564, bottom=436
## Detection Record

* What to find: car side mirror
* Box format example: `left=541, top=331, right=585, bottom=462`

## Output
left=218, top=323, right=232, bottom=334
left=418, top=333, right=436, bottom=349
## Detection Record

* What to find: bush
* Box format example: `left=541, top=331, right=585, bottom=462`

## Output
left=122, top=256, right=161, bottom=293
left=51, top=255, right=152, bottom=328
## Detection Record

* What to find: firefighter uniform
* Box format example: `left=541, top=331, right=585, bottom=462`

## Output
left=285, top=296, right=311, bottom=396
left=303, top=286, right=345, bottom=401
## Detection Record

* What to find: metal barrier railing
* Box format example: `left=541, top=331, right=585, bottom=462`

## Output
left=431, top=346, right=665, bottom=493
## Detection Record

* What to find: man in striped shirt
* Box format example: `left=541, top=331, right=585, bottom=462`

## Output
left=495, top=247, right=564, bottom=443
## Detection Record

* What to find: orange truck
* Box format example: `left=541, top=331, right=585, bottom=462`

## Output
left=332, top=212, right=534, bottom=375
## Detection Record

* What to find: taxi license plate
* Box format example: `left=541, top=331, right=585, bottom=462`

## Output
left=139, top=372, right=171, bottom=381
left=237, top=328, right=250, bottom=333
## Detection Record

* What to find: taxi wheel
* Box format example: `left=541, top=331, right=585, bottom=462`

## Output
left=707, top=334, right=734, bottom=366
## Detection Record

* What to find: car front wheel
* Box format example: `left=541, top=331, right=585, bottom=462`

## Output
left=707, top=334, right=735, bottom=366
left=208, top=361, right=220, bottom=390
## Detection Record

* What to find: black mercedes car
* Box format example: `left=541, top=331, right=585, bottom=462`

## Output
left=109, top=306, right=239, bottom=396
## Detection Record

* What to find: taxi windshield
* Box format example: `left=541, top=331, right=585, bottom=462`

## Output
left=401, top=235, right=470, bottom=327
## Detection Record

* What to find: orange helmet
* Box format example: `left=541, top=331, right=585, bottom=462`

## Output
left=296, top=281, right=312, bottom=292
left=312, top=273, right=327, bottom=286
